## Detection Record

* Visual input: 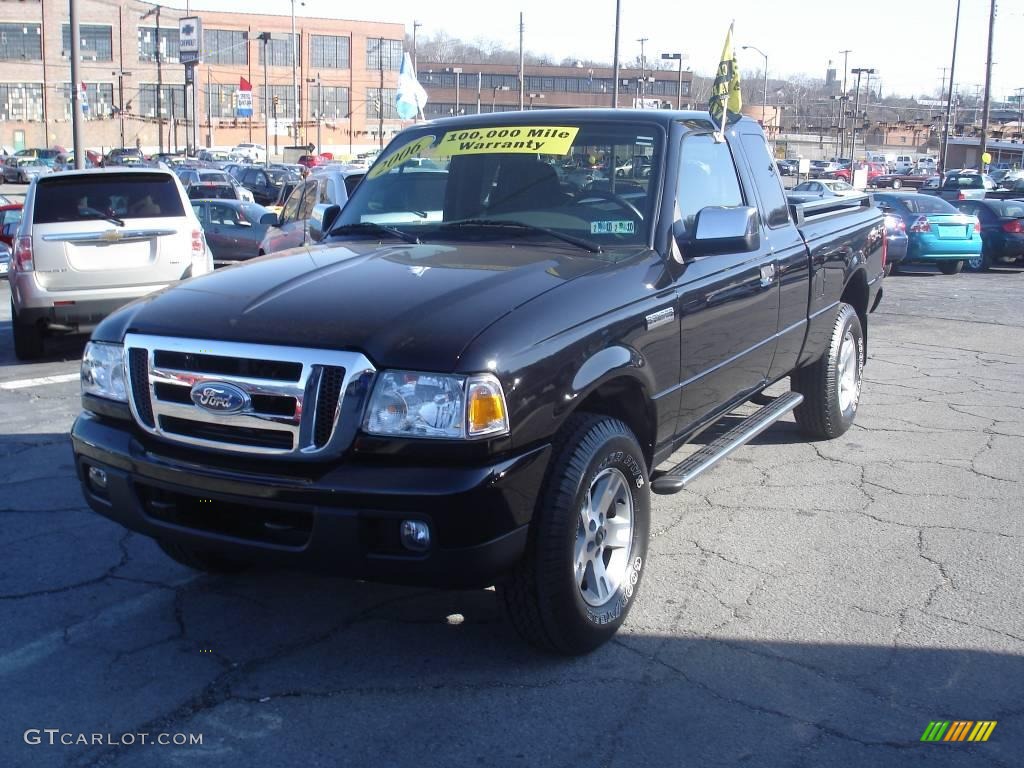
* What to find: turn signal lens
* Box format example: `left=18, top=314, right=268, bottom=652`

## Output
left=467, top=375, right=509, bottom=437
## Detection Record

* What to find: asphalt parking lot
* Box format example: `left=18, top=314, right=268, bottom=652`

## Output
left=1, top=222, right=1023, bottom=766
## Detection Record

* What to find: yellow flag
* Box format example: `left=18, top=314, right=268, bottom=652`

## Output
left=709, top=24, right=742, bottom=127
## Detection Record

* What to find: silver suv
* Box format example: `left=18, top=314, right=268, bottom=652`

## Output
left=8, top=168, right=213, bottom=359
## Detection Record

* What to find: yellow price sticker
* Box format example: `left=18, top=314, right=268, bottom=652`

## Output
left=367, top=135, right=437, bottom=180
left=435, top=126, right=580, bottom=157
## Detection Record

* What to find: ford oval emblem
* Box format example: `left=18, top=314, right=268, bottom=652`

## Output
left=190, top=381, right=250, bottom=414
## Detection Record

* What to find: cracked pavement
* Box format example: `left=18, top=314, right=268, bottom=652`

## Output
left=0, top=266, right=1022, bottom=768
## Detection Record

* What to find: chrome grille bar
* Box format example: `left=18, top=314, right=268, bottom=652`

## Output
left=124, top=333, right=375, bottom=459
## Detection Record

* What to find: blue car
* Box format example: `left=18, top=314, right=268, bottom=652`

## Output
left=953, top=199, right=1024, bottom=272
left=874, top=192, right=982, bottom=274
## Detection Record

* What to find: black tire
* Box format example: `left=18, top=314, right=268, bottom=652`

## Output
left=791, top=303, right=864, bottom=440
left=965, top=248, right=991, bottom=273
left=937, top=260, right=964, bottom=275
left=501, top=413, right=650, bottom=655
left=157, top=539, right=250, bottom=574
left=11, top=301, right=45, bottom=360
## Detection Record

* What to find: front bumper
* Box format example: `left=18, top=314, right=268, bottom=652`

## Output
left=71, top=412, right=550, bottom=588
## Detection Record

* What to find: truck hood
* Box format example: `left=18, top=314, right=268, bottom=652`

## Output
left=106, top=240, right=607, bottom=371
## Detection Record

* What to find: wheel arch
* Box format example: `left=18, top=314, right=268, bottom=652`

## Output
left=841, top=268, right=870, bottom=358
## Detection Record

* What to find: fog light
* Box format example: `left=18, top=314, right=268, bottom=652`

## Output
left=88, top=466, right=108, bottom=491
left=400, top=520, right=431, bottom=552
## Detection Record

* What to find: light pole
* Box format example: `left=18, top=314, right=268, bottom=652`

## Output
left=850, top=67, right=875, bottom=166
left=741, top=45, right=768, bottom=126
left=528, top=92, right=544, bottom=110
left=476, top=71, right=482, bottom=114
left=612, top=0, right=621, bottom=108
left=141, top=4, right=163, bottom=156
left=491, top=84, right=510, bottom=112
left=940, top=1, right=961, bottom=175
left=447, top=67, right=463, bottom=115
left=306, top=74, right=321, bottom=152
left=412, top=19, right=422, bottom=73
left=838, top=49, right=852, bottom=158
left=636, top=37, right=648, bottom=101
left=112, top=69, right=132, bottom=149
left=289, top=0, right=300, bottom=146
left=257, top=31, right=274, bottom=166
left=661, top=52, right=687, bottom=109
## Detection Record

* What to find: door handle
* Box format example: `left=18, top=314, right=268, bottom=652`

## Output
left=759, top=264, right=777, bottom=287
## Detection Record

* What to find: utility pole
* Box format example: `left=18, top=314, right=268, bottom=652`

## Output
left=940, top=0, right=962, bottom=175
left=637, top=37, right=648, bottom=102
left=661, top=53, right=685, bottom=109
left=978, top=0, right=996, bottom=170
left=518, top=13, right=524, bottom=110
left=612, top=0, right=621, bottom=108
left=259, top=32, right=271, bottom=166
left=307, top=74, right=321, bottom=152
left=69, top=0, right=84, bottom=168
left=1016, top=87, right=1024, bottom=139
left=112, top=69, right=132, bottom=149
left=412, top=20, right=422, bottom=73
left=476, top=71, right=482, bottom=114
left=156, top=6, right=163, bottom=155
left=206, top=65, right=213, bottom=148
left=290, top=0, right=299, bottom=147
left=838, top=49, right=851, bottom=159
left=378, top=36, right=384, bottom=149
left=850, top=68, right=874, bottom=166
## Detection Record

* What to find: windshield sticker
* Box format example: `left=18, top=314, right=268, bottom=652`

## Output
left=367, top=135, right=437, bottom=180
left=591, top=220, right=635, bottom=235
left=435, top=126, right=580, bottom=157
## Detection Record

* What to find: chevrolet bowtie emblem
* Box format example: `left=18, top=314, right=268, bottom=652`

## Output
left=101, top=229, right=123, bottom=242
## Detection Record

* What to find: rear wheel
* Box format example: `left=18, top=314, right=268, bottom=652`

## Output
left=966, top=248, right=991, bottom=272
left=791, top=303, right=863, bottom=440
left=938, top=260, right=964, bottom=275
left=892, top=178, right=903, bottom=189
left=501, top=414, right=649, bottom=655
left=11, top=301, right=45, bottom=360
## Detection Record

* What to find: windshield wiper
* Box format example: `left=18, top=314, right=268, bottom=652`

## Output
left=78, top=208, right=125, bottom=227
left=329, top=222, right=421, bottom=244
left=440, top=219, right=602, bottom=254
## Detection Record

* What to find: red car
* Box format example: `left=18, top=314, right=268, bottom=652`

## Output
left=0, top=202, right=23, bottom=248
left=297, top=154, right=330, bottom=169
left=828, top=163, right=886, bottom=183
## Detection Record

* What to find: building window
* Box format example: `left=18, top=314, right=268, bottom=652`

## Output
left=366, top=39, right=402, bottom=71
left=139, top=83, right=186, bottom=118
left=0, top=23, right=42, bottom=61
left=311, top=35, right=349, bottom=69
left=204, top=29, right=247, bottom=66
left=0, top=83, right=44, bottom=120
left=366, top=87, right=398, bottom=119
left=207, top=84, right=239, bottom=119
left=260, top=85, right=296, bottom=118
left=258, top=34, right=299, bottom=68
left=312, top=85, right=350, bottom=119
left=61, top=82, right=115, bottom=119
left=61, top=24, right=113, bottom=62
left=138, top=26, right=179, bottom=63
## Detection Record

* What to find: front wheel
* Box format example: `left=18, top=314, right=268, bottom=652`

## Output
left=501, top=414, right=650, bottom=655
left=938, top=260, right=964, bottom=275
left=892, top=178, right=903, bottom=189
left=791, top=303, right=864, bottom=440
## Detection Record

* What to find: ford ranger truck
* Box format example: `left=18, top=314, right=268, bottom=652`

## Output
left=71, top=110, right=885, bottom=655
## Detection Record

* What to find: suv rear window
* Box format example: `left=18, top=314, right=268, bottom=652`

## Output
left=33, top=174, right=185, bottom=224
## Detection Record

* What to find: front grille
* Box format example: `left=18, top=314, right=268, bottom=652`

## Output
left=128, top=348, right=154, bottom=427
left=314, top=366, right=345, bottom=448
left=123, top=334, right=374, bottom=458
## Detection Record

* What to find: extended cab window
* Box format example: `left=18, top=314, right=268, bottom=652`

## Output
left=740, top=133, right=790, bottom=228
left=676, top=134, right=743, bottom=233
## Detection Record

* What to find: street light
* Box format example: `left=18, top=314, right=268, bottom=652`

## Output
left=306, top=74, right=321, bottom=153
left=492, top=84, right=510, bottom=112
left=661, top=52, right=688, bottom=109
left=528, top=92, right=544, bottom=110
left=850, top=67, right=876, bottom=165
left=741, top=45, right=768, bottom=126
left=447, top=67, right=463, bottom=115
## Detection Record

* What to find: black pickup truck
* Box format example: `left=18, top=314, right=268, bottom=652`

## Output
left=71, top=110, right=885, bottom=655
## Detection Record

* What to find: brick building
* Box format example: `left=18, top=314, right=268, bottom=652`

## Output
left=0, top=0, right=405, bottom=156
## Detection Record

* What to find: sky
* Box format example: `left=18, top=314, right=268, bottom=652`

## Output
left=173, top=0, right=1024, bottom=102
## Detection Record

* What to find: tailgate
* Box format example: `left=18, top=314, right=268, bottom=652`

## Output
left=30, top=172, right=192, bottom=292
left=32, top=220, right=190, bottom=291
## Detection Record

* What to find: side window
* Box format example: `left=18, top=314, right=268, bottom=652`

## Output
left=319, top=180, right=331, bottom=204
left=676, top=134, right=743, bottom=233
left=190, top=203, right=206, bottom=224
left=740, top=133, right=790, bottom=228
left=243, top=169, right=262, bottom=187
left=281, top=185, right=304, bottom=223
left=298, top=182, right=318, bottom=220
left=210, top=203, right=240, bottom=226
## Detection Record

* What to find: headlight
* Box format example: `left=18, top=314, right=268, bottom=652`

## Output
left=364, top=371, right=509, bottom=439
left=81, top=342, right=127, bottom=402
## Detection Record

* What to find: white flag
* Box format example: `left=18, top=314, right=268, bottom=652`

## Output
left=395, top=52, right=428, bottom=120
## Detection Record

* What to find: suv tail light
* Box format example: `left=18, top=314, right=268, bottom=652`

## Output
left=957, top=191, right=966, bottom=201
left=1002, top=219, right=1024, bottom=234
left=13, top=235, right=33, bottom=272
left=191, top=229, right=204, bottom=259
left=909, top=216, right=932, bottom=233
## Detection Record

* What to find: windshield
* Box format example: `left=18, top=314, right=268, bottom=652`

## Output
left=334, top=120, right=663, bottom=248
left=266, top=170, right=292, bottom=185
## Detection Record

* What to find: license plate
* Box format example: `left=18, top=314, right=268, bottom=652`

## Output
left=937, top=225, right=968, bottom=239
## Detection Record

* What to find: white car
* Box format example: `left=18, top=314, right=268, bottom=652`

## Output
left=7, top=168, right=213, bottom=359
left=231, top=143, right=266, bottom=163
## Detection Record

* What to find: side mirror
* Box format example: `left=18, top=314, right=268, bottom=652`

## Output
left=309, top=203, right=341, bottom=242
left=685, top=206, right=760, bottom=257
left=259, top=212, right=279, bottom=227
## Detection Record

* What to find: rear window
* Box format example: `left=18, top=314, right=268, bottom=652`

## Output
left=188, top=184, right=235, bottom=200
left=990, top=201, right=1024, bottom=218
left=33, top=173, right=185, bottom=224
left=898, top=196, right=957, bottom=215
left=943, top=174, right=982, bottom=188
